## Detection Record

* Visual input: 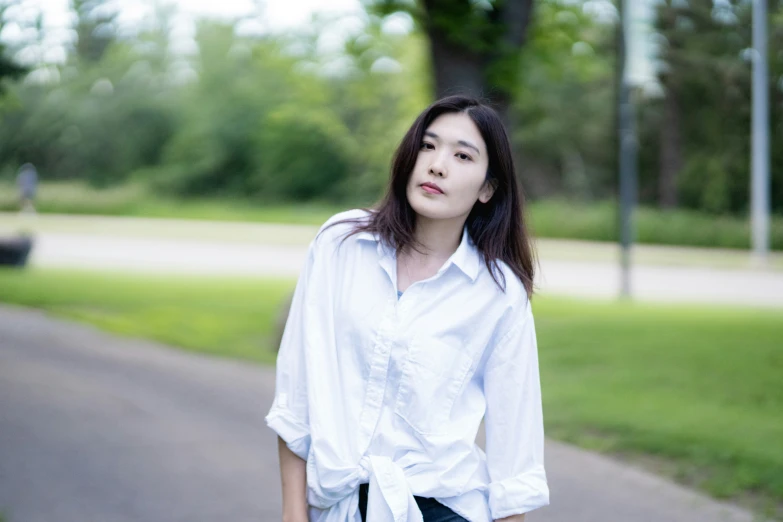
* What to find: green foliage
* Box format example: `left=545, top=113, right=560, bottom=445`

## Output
left=678, top=153, right=733, bottom=214
left=2, top=0, right=783, bottom=220
left=254, top=107, right=355, bottom=201
left=0, top=27, right=178, bottom=185
left=136, top=16, right=427, bottom=202
left=513, top=1, right=615, bottom=199
left=364, top=0, right=500, bottom=54
left=364, top=0, right=534, bottom=98
left=531, top=198, right=783, bottom=250
left=644, top=0, right=783, bottom=214
left=0, top=0, right=28, bottom=94
left=0, top=50, right=25, bottom=93
left=328, top=23, right=430, bottom=202
left=71, top=0, right=118, bottom=63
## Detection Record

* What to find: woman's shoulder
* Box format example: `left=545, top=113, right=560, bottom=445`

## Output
left=320, top=208, right=373, bottom=230
left=477, top=260, right=535, bottom=348
left=480, top=258, right=532, bottom=310
left=313, top=208, right=374, bottom=247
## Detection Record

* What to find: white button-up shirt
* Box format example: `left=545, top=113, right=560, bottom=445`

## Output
left=265, top=209, right=549, bottom=522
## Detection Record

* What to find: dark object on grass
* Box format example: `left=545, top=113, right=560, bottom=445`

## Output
left=0, top=235, right=34, bottom=267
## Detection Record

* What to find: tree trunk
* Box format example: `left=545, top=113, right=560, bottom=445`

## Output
left=427, top=25, right=485, bottom=99
left=659, top=85, right=682, bottom=208
left=422, top=0, right=534, bottom=130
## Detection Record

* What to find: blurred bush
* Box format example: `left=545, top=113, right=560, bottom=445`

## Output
left=253, top=107, right=355, bottom=201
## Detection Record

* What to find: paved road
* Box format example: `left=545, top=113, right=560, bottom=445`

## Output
left=0, top=306, right=756, bottom=522
left=23, top=231, right=783, bottom=308
left=3, top=212, right=782, bottom=307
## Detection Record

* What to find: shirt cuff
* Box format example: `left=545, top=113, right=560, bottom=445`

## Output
left=265, top=408, right=311, bottom=461
left=488, top=467, right=549, bottom=519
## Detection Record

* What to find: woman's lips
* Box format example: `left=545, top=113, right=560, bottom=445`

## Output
left=421, top=183, right=444, bottom=194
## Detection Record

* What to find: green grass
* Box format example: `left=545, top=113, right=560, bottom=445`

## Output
left=1, top=181, right=782, bottom=250
left=0, top=181, right=343, bottom=225
left=533, top=297, right=783, bottom=516
left=531, top=199, right=783, bottom=251
left=0, top=268, right=781, bottom=515
left=0, top=268, right=293, bottom=365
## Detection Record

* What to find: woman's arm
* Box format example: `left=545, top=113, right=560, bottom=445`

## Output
left=268, top=237, right=318, bottom=521
left=483, top=298, right=549, bottom=520
left=496, top=515, right=525, bottom=522
left=278, top=435, right=308, bottom=522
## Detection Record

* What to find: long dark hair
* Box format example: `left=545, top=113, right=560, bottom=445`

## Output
left=327, top=95, right=537, bottom=297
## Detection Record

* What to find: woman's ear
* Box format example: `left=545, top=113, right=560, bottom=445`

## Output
left=478, top=178, right=497, bottom=204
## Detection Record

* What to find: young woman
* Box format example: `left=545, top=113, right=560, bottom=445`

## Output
left=266, top=95, right=549, bottom=522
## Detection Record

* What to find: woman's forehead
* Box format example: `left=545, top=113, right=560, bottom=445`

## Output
left=426, top=113, right=486, bottom=152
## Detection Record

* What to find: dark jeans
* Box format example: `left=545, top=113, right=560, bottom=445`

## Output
left=358, top=483, right=468, bottom=522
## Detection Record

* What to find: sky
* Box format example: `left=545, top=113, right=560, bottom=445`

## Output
left=1, top=0, right=366, bottom=63
left=2, top=0, right=656, bottom=85
left=19, top=0, right=363, bottom=30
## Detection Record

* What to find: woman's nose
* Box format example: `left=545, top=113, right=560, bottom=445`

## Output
left=429, top=165, right=444, bottom=177
left=429, top=155, right=448, bottom=177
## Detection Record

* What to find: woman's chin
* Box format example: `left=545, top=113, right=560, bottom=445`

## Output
left=409, top=196, right=443, bottom=219
left=409, top=198, right=465, bottom=222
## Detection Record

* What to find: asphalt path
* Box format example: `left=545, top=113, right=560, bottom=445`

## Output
left=2, top=212, right=782, bottom=307
left=0, top=305, right=756, bottom=522
left=19, top=231, right=783, bottom=308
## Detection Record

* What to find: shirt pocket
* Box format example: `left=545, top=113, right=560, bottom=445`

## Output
left=393, top=336, right=474, bottom=436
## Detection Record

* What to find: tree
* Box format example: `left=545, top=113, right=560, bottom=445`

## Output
left=71, top=0, right=118, bottom=63
left=0, top=1, right=28, bottom=93
left=511, top=1, right=615, bottom=199
left=651, top=0, right=748, bottom=211
left=364, top=0, right=534, bottom=125
left=655, top=1, right=685, bottom=209
left=646, top=0, right=783, bottom=214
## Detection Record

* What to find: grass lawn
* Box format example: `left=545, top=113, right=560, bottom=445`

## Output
left=0, top=182, right=344, bottom=225
left=533, top=297, right=783, bottom=517
left=0, top=268, right=293, bottom=365
left=0, top=268, right=781, bottom=516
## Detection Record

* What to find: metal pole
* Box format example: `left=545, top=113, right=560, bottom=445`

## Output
left=751, top=0, right=770, bottom=261
left=618, top=0, right=637, bottom=299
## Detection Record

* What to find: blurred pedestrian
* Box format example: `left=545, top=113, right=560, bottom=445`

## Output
left=16, top=162, right=38, bottom=214
left=266, top=95, right=547, bottom=522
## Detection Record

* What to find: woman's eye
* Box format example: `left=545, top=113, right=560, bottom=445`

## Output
left=456, top=153, right=472, bottom=161
left=421, top=142, right=435, bottom=150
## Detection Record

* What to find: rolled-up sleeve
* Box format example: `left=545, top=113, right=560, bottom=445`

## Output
left=483, top=298, right=549, bottom=519
left=264, top=240, right=315, bottom=461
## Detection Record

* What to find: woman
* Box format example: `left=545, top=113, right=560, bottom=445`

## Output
left=266, top=95, right=549, bottom=522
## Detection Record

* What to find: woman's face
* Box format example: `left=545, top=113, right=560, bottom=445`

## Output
left=406, top=112, right=495, bottom=222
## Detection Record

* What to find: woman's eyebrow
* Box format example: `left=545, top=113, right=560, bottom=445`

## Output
left=457, top=140, right=481, bottom=156
left=424, top=131, right=481, bottom=156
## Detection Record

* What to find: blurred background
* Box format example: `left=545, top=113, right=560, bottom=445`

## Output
left=0, top=0, right=781, bottom=521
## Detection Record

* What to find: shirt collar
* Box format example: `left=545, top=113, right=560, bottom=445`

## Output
left=356, top=225, right=481, bottom=283
left=355, top=230, right=379, bottom=242
left=449, top=225, right=481, bottom=282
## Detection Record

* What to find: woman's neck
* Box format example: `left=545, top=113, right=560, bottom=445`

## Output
left=409, top=215, right=465, bottom=261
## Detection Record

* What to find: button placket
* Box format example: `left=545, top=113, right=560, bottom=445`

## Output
left=356, top=301, right=396, bottom=451
left=396, top=281, right=419, bottom=322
